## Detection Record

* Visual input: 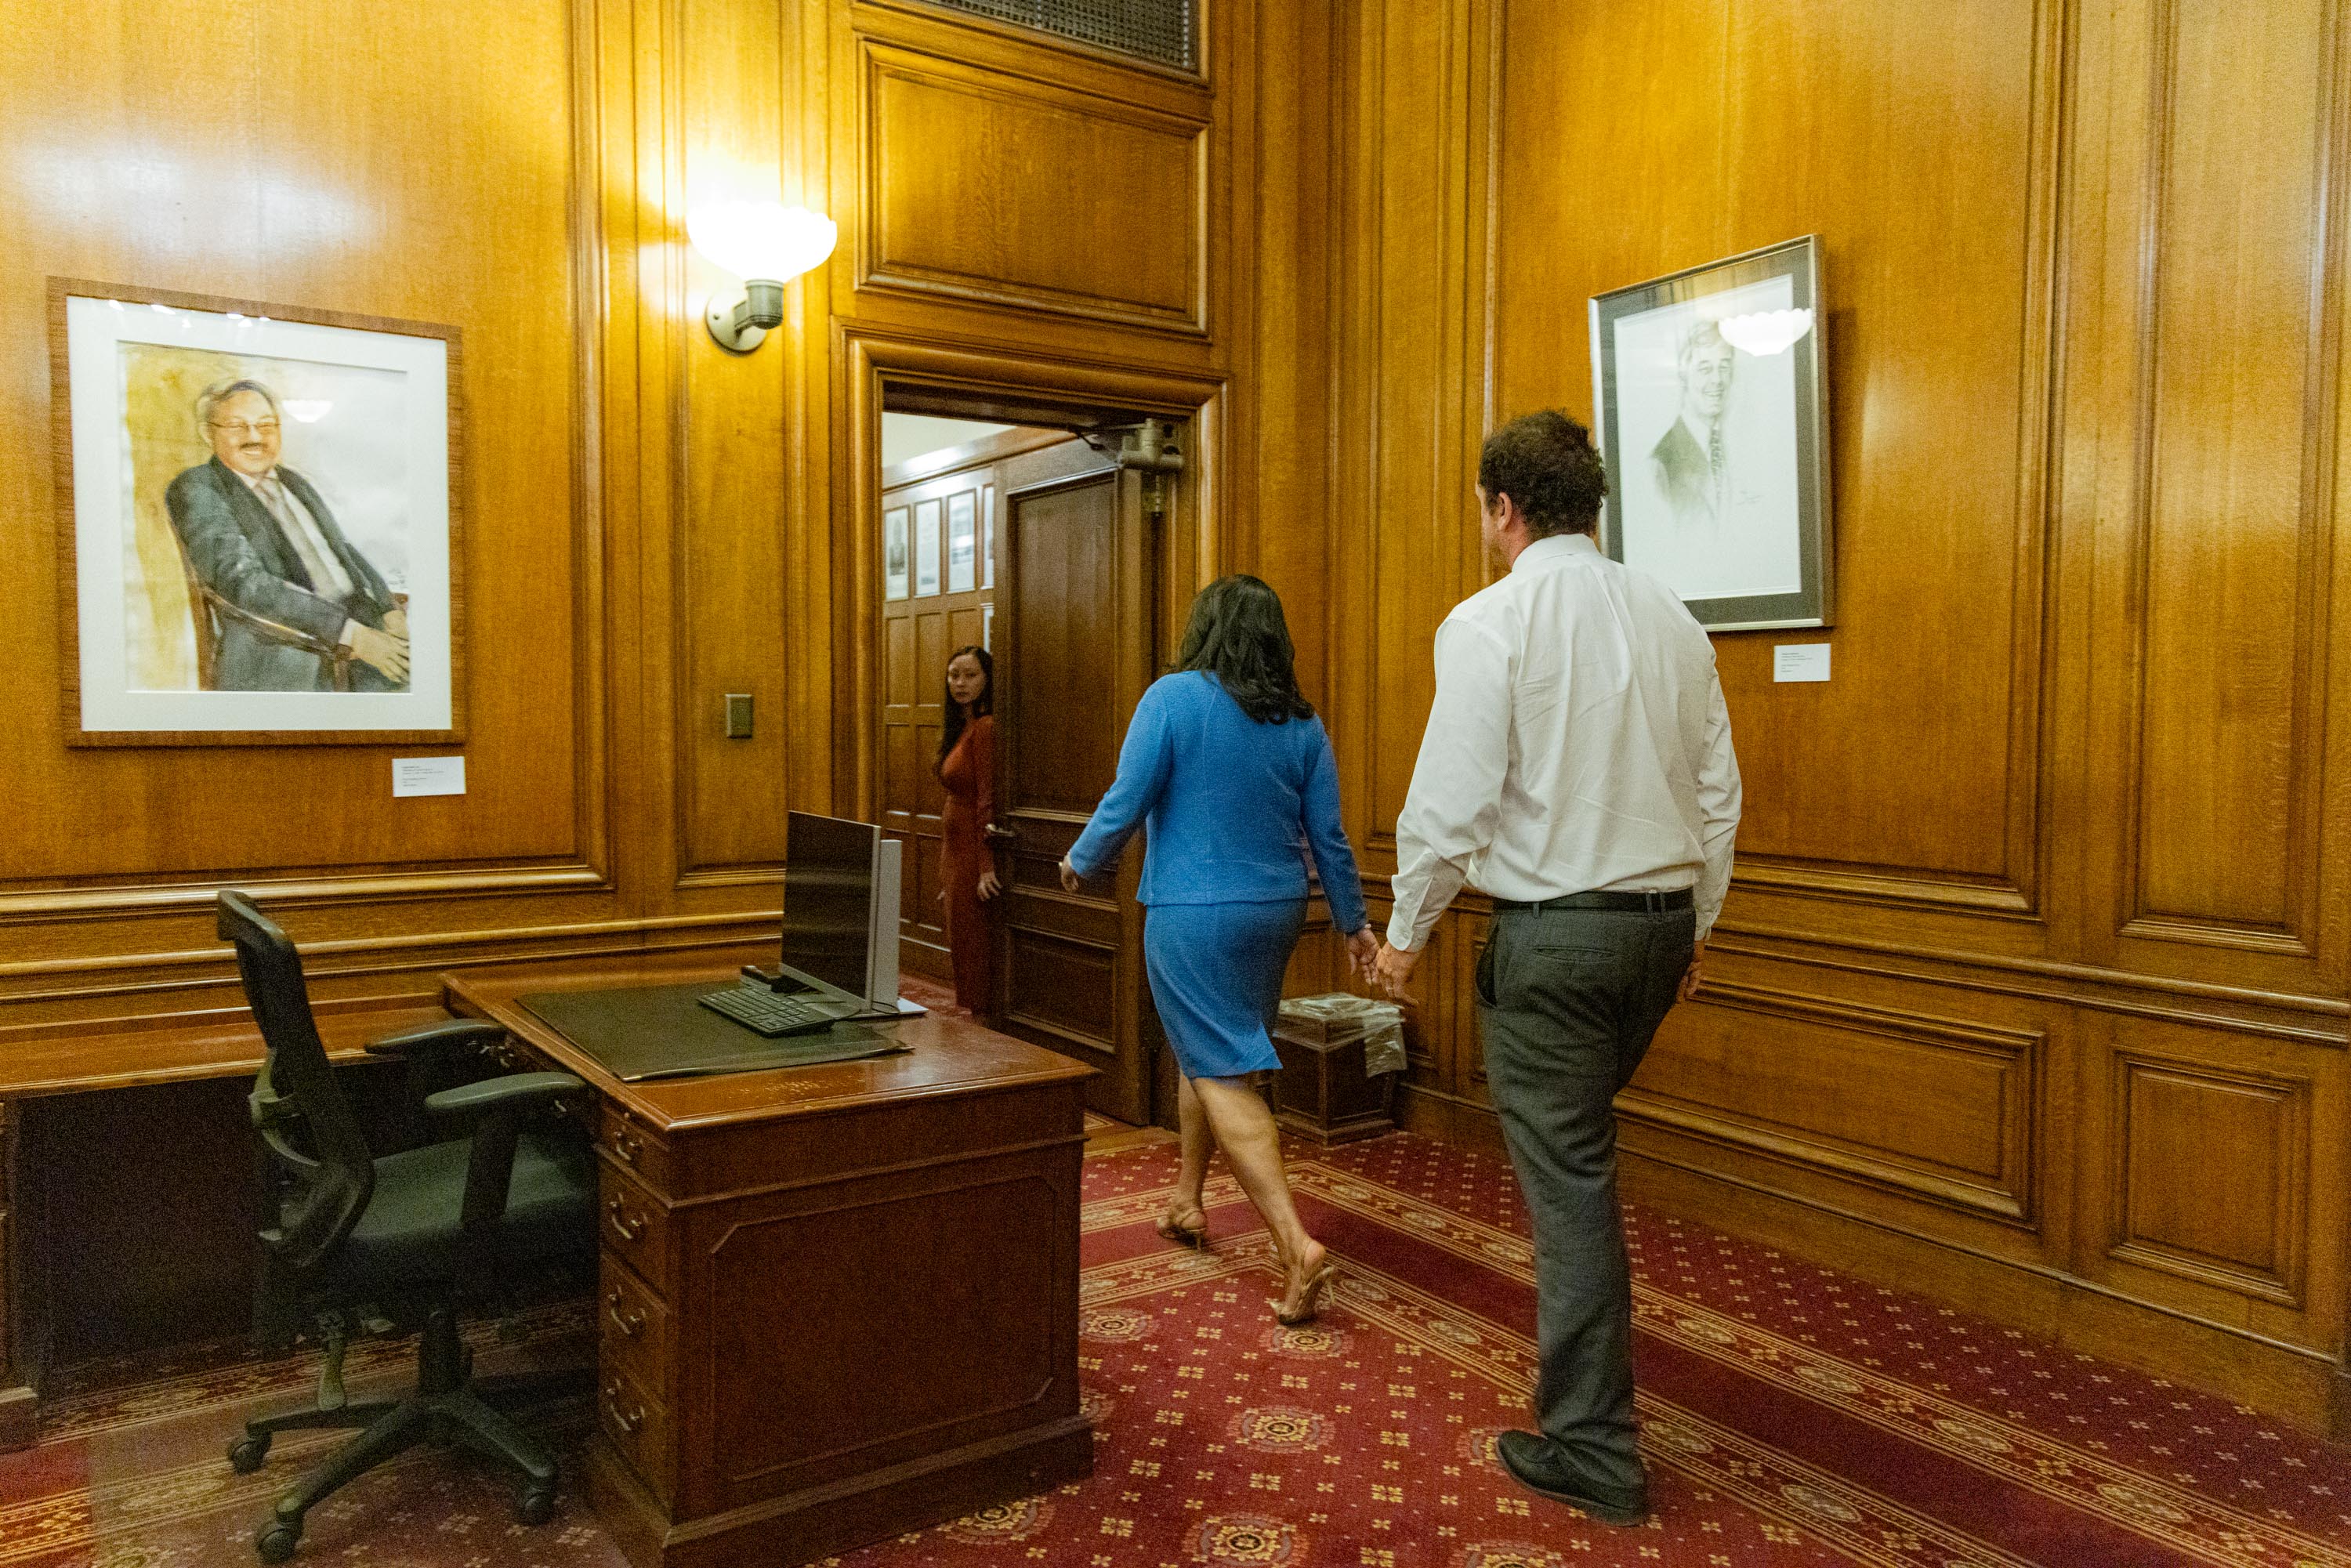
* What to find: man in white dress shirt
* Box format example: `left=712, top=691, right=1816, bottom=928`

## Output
left=1373, top=410, right=1741, bottom=1526
left=165, top=379, right=410, bottom=692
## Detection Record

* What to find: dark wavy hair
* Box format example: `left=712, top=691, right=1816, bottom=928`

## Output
left=937, top=644, right=994, bottom=771
left=1477, top=409, right=1610, bottom=538
left=1175, top=575, right=1313, bottom=725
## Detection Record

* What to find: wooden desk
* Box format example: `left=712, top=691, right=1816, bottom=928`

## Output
left=447, top=958, right=1096, bottom=1568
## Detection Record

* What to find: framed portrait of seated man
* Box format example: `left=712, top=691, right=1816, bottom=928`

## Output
left=1589, top=236, right=1833, bottom=630
left=50, top=279, right=462, bottom=744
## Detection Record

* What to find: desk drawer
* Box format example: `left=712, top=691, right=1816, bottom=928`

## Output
left=600, top=1168, right=672, bottom=1293
left=600, top=1361, right=675, bottom=1505
left=597, top=1105, right=671, bottom=1192
left=598, top=1250, right=670, bottom=1395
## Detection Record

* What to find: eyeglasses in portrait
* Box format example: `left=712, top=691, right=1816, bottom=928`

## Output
left=51, top=282, right=462, bottom=744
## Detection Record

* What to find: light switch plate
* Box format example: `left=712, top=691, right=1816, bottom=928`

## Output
left=723, top=693, right=754, bottom=738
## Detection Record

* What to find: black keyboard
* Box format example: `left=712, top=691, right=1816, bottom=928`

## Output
left=697, top=985, right=850, bottom=1038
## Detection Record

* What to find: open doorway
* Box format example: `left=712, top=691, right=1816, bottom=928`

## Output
left=875, top=398, right=1187, bottom=1128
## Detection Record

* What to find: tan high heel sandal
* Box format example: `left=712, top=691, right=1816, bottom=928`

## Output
left=1156, top=1202, right=1209, bottom=1249
left=1271, top=1248, right=1337, bottom=1324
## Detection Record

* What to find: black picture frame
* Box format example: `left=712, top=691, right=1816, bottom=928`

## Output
left=1589, top=235, right=1834, bottom=630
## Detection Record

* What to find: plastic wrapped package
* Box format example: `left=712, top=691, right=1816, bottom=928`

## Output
left=1274, top=993, right=1408, bottom=1077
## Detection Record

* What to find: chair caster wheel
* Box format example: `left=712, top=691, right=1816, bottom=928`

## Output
left=255, top=1519, right=302, bottom=1562
left=227, top=1434, right=271, bottom=1473
left=515, top=1483, right=557, bottom=1526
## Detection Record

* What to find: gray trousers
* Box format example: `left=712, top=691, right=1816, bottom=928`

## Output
left=1476, top=903, right=1695, bottom=1492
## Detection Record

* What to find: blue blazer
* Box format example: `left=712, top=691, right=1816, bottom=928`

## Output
left=1067, top=672, right=1370, bottom=933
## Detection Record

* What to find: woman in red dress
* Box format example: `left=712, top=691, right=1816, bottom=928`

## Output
left=937, top=645, right=1002, bottom=1021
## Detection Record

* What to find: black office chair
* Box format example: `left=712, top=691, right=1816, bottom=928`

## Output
left=216, top=890, right=597, bottom=1563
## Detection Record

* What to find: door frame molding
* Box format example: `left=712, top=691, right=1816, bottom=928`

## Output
left=838, top=327, right=1229, bottom=820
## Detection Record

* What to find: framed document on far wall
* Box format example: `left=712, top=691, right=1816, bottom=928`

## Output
left=980, top=483, right=995, bottom=589
left=946, top=491, right=977, bottom=593
left=883, top=506, right=910, bottom=600
left=913, top=499, right=941, bottom=598
left=1589, top=236, right=1833, bottom=629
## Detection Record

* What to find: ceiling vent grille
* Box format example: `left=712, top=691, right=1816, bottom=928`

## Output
left=926, top=0, right=1197, bottom=72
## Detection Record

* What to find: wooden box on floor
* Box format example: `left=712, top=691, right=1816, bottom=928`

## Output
left=1269, top=1018, right=1396, bottom=1146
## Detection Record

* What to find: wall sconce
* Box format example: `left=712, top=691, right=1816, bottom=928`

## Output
left=686, top=200, right=838, bottom=353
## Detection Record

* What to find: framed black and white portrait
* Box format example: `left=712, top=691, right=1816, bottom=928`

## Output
left=51, top=280, right=463, bottom=744
left=1590, top=236, right=1832, bottom=629
left=883, top=505, right=910, bottom=600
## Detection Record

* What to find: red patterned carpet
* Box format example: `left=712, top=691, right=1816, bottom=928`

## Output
left=9, top=1132, right=2351, bottom=1566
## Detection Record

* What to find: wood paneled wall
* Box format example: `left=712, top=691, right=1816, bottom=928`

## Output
left=1320, top=0, right=2351, bottom=1430
left=0, top=0, right=1267, bottom=1044
left=7, top=0, right=2341, bottom=1437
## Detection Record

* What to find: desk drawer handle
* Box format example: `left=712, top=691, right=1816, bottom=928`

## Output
left=605, top=1199, right=647, bottom=1244
left=603, top=1381, right=643, bottom=1435
left=606, top=1291, right=646, bottom=1338
left=610, top=1130, right=642, bottom=1165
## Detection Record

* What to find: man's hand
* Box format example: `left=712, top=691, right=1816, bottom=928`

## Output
left=1372, top=940, right=1422, bottom=1000
left=1344, top=925, right=1379, bottom=982
left=347, top=625, right=410, bottom=683
left=1679, top=938, right=1707, bottom=1003
left=1058, top=856, right=1083, bottom=893
left=382, top=606, right=410, bottom=640
left=978, top=868, right=1002, bottom=901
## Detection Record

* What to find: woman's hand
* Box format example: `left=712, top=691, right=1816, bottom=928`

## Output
left=978, top=869, right=1002, bottom=901
left=1345, top=925, right=1380, bottom=982
left=1057, top=856, right=1083, bottom=893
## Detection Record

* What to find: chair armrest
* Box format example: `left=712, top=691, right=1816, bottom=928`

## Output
left=424, top=1072, right=587, bottom=1233
left=423, top=1071, right=582, bottom=1119
left=368, top=1020, right=516, bottom=1149
left=366, top=1019, right=509, bottom=1060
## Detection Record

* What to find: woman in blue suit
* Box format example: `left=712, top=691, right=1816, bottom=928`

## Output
left=1060, top=575, right=1378, bottom=1324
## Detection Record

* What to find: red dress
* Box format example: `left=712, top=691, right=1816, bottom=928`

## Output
left=938, top=715, right=998, bottom=1019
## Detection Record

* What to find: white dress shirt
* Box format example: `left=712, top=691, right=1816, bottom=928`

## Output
left=237, top=469, right=359, bottom=645
left=1386, top=532, right=1741, bottom=952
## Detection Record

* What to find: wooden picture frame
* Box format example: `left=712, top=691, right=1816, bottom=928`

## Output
left=49, top=278, right=466, bottom=745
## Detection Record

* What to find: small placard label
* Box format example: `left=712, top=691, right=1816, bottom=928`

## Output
left=1773, top=644, right=1831, bottom=683
left=393, top=756, right=466, bottom=797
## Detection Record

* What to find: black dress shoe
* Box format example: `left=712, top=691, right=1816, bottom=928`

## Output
left=1494, top=1430, right=1650, bottom=1526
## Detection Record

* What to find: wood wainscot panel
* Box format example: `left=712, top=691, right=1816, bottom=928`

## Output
left=1623, top=983, right=2042, bottom=1226
left=2074, top=1010, right=2344, bottom=1353
left=2109, top=1055, right=2309, bottom=1306
left=2121, top=0, right=2335, bottom=945
left=858, top=42, right=1208, bottom=334
left=2078, top=0, right=2351, bottom=997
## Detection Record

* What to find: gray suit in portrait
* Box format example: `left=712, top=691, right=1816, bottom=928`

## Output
left=164, top=457, right=404, bottom=692
left=1648, top=418, right=1716, bottom=528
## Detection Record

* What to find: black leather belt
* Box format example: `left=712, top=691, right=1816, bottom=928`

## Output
left=1492, top=889, right=1694, bottom=914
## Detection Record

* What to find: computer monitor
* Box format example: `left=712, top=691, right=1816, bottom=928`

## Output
left=777, top=811, right=900, bottom=1005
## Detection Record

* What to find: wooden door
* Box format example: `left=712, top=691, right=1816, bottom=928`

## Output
left=879, top=470, right=998, bottom=981
left=994, top=444, right=1156, bottom=1123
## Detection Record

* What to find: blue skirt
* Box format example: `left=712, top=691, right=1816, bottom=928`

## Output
left=1144, top=899, right=1308, bottom=1081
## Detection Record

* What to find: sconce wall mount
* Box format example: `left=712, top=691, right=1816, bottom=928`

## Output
left=708, top=280, right=785, bottom=353
left=686, top=200, right=836, bottom=355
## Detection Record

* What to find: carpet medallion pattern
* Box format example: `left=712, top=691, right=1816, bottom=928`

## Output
left=5, top=1132, right=2351, bottom=1566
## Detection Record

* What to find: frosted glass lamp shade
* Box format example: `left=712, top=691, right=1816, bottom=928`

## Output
left=687, top=201, right=837, bottom=284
